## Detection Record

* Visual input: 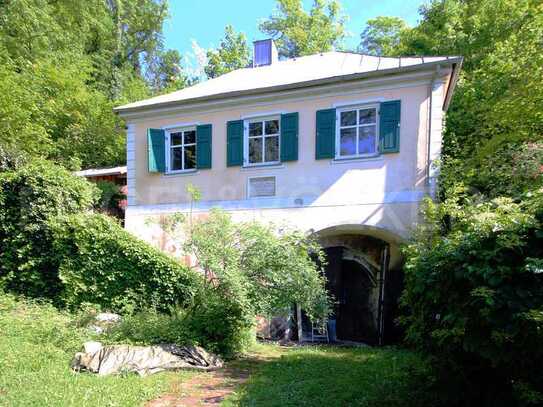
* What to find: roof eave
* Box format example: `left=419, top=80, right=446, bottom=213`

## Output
left=442, top=57, right=463, bottom=111
left=114, top=57, right=464, bottom=117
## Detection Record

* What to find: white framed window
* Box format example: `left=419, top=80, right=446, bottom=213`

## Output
left=244, top=116, right=280, bottom=166
left=336, top=104, right=379, bottom=159
left=166, top=127, right=196, bottom=173
left=248, top=176, right=276, bottom=198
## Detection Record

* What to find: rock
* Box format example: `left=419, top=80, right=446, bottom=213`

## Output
left=71, top=344, right=223, bottom=376
left=95, top=313, right=121, bottom=323
left=87, top=312, right=121, bottom=334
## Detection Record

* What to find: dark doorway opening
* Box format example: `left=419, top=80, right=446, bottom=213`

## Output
left=322, top=247, right=379, bottom=344
left=298, top=238, right=403, bottom=345
left=335, top=259, right=377, bottom=343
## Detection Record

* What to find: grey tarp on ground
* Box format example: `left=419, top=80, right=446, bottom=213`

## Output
left=71, top=343, right=223, bottom=376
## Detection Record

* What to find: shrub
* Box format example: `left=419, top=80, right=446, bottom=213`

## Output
left=401, top=191, right=543, bottom=406
left=106, top=285, right=254, bottom=358
left=187, top=208, right=331, bottom=321
left=104, top=307, right=194, bottom=346
left=51, top=212, right=256, bottom=356
left=0, top=161, right=258, bottom=357
left=0, top=159, right=98, bottom=299
left=50, top=212, right=203, bottom=311
left=183, top=280, right=255, bottom=357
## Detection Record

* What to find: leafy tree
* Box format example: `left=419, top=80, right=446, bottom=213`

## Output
left=259, top=0, right=347, bottom=58
left=402, top=191, right=543, bottom=405
left=358, top=0, right=542, bottom=198
left=146, top=49, right=192, bottom=93
left=185, top=208, right=331, bottom=321
left=205, top=25, right=251, bottom=79
left=358, top=16, right=409, bottom=56
left=0, top=0, right=192, bottom=168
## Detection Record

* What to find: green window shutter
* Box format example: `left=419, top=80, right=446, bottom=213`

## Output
left=379, top=100, right=401, bottom=154
left=227, top=120, right=243, bottom=167
left=196, top=124, right=212, bottom=169
left=147, top=128, right=166, bottom=173
left=280, top=112, right=299, bottom=162
left=315, top=108, right=336, bottom=159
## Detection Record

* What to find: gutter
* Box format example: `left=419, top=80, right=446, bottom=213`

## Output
left=114, top=57, right=463, bottom=117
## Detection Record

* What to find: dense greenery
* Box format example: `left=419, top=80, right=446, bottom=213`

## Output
left=187, top=209, right=331, bottom=321
left=141, top=207, right=332, bottom=354
left=102, top=286, right=254, bottom=357
left=0, top=0, right=191, bottom=168
left=0, top=160, right=330, bottom=356
left=50, top=213, right=203, bottom=311
left=0, top=0, right=352, bottom=168
left=402, top=192, right=543, bottom=405
left=359, top=0, right=542, bottom=196
left=0, top=160, right=252, bottom=356
left=0, top=159, right=98, bottom=299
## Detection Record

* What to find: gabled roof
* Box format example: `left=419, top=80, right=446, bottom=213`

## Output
left=115, top=51, right=462, bottom=114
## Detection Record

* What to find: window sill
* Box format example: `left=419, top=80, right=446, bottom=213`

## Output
left=330, top=155, right=383, bottom=165
left=241, top=163, right=285, bottom=171
left=162, top=170, right=199, bottom=178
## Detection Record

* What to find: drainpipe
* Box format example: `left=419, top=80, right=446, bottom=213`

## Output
left=377, top=244, right=390, bottom=346
left=427, top=64, right=446, bottom=199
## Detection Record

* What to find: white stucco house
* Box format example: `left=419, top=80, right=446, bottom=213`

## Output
left=114, top=40, right=462, bottom=344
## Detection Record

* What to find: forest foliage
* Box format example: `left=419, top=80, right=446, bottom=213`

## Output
left=0, top=0, right=190, bottom=168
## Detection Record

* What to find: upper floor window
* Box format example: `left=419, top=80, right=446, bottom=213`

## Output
left=336, top=105, right=379, bottom=158
left=167, top=128, right=196, bottom=172
left=245, top=117, right=280, bottom=165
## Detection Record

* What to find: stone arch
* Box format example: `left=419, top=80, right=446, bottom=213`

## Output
left=311, top=223, right=405, bottom=270
left=298, top=223, right=406, bottom=345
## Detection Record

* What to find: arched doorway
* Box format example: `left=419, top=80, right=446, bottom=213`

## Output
left=298, top=225, right=404, bottom=345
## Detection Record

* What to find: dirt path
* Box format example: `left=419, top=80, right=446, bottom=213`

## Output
left=146, top=348, right=280, bottom=407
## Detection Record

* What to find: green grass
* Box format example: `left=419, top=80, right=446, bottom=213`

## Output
left=223, top=343, right=433, bottom=407
left=0, top=293, right=193, bottom=407
left=0, top=293, right=433, bottom=406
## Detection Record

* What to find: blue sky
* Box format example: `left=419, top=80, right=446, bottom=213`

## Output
left=163, top=0, right=426, bottom=74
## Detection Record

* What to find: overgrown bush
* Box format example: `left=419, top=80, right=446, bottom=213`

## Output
left=0, top=159, right=98, bottom=299
left=50, top=212, right=253, bottom=356
left=182, top=278, right=255, bottom=356
left=401, top=190, right=543, bottom=406
left=50, top=212, right=203, bottom=311
left=106, top=285, right=254, bottom=358
left=187, top=208, right=331, bottom=321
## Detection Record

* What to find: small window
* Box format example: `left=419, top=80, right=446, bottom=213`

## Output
left=337, top=105, right=379, bottom=158
left=248, top=176, right=276, bottom=198
left=245, top=117, right=280, bottom=165
left=167, top=128, right=196, bottom=172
